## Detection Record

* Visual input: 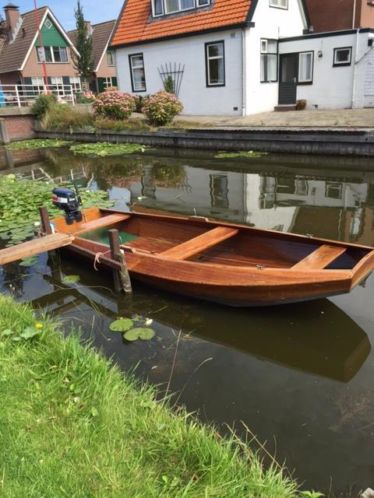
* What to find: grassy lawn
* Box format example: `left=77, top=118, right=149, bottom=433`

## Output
left=0, top=295, right=307, bottom=497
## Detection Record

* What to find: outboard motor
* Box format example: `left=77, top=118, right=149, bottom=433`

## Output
left=52, top=187, right=82, bottom=225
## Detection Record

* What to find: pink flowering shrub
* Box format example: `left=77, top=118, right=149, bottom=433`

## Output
left=93, top=90, right=135, bottom=120
left=142, top=91, right=183, bottom=126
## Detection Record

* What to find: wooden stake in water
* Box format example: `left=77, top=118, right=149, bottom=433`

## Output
left=39, top=207, right=52, bottom=235
left=108, top=229, right=132, bottom=294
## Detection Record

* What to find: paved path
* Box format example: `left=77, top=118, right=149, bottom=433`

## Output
left=175, top=109, right=374, bottom=128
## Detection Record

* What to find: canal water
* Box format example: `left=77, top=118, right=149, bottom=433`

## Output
left=1, top=146, right=374, bottom=497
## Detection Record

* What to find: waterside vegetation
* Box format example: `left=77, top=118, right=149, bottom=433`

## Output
left=0, top=175, right=113, bottom=247
left=0, top=294, right=312, bottom=497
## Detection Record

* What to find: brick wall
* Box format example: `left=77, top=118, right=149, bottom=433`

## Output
left=4, top=115, right=35, bottom=141
left=0, top=111, right=35, bottom=143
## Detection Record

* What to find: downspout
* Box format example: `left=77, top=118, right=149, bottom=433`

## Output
left=241, top=28, right=247, bottom=116
left=351, top=29, right=360, bottom=108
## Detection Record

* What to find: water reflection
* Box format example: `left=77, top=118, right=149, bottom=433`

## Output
left=31, top=259, right=370, bottom=384
left=2, top=147, right=374, bottom=495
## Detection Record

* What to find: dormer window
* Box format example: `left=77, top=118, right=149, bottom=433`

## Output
left=152, top=0, right=210, bottom=17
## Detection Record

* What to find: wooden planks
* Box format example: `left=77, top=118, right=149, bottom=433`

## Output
left=74, top=213, right=130, bottom=235
left=0, top=233, right=75, bottom=266
left=161, top=227, right=238, bottom=261
left=292, top=244, right=346, bottom=270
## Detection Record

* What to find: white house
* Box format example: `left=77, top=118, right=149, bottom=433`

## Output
left=279, top=28, right=374, bottom=109
left=111, top=0, right=310, bottom=116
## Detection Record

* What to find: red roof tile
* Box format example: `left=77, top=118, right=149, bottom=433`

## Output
left=111, top=0, right=253, bottom=47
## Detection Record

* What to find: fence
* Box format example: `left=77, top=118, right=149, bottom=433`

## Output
left=0, top=84, right=75, bottom=108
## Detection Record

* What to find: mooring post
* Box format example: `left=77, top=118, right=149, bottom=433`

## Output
left=39, top=207, right=52, bottom=235
left=108, top=229, right=133, bottom=294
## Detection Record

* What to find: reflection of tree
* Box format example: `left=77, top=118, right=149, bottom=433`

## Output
left=152, top=163, right=187, bottom=188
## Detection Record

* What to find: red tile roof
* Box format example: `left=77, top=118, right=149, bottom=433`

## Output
left=111, top=0, right=253, bottom=47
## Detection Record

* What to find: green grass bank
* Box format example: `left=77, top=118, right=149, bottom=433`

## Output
left=0, top=295, right=312, bottom=497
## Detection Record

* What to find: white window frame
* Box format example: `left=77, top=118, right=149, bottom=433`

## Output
left=36, top=46, right=69, bottom=64
left=298, top=51, right=313, bottom=83
left=70, top=77, right=81, bottom=92
left=206, top=41, right=225, bottom=87
left=333, top=47, right=352, bottom=67
left=152, top=0, right=210, bottom=17
left=107, top=50, right=116, bottom=67
left=269, top=0, right=288, bottom=9
left=102, top=77, right=116, bottom=89
left=129, top=53, right=147, bottom=92
left=260, top=38, right=278, bottom=83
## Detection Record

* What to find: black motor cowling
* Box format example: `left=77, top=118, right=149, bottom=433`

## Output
left=52, top=187, right=82, bottom=225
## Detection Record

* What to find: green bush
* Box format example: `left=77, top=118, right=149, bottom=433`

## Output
left=142, top=91, right=183, bottom=126
left=93, top=90, right=135, bottom=120
left=31, top=94, right=57, bottom=120
left=42, top=103, right=94, bottom=130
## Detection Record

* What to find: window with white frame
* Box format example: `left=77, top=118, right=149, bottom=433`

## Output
left=36, top=46, right=68, bottom=63
left=107, top=50, right=116, bottom=67
left=206, top=41, right=225, bottom=87
left=333, top=47, right=352, bottom=67
left=260, top=39, right=278, bottom=83
left=152, top=0, right=210, bottom=17
left=129, top=53, right=146, bottom=92
left=69, top=77, right=81, bottom=92
left=269, top=0, right=288, bottom=8
left=103, top=77, right=116, bottom=89
left=298, top=51, right=313, bottom=83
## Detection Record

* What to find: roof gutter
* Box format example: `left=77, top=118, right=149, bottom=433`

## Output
left=110, top=21, right=255, bottom=50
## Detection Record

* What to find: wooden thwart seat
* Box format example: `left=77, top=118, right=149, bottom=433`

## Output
left=74, top=213, right=130, bottom=235
left=161, top=226, right=238, bottom=261
left=292, top=244, right=347, bottom=270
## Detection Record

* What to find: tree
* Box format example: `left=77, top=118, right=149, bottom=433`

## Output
left=72, top=1, right=93, bottom=89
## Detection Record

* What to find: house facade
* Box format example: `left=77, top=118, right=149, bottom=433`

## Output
left=111, top=0, right=310, bottom=116
left=305, top=0, right=374, bottom=32
left=69, top=20, right=118, bottom=93
left=0, top=4, right=81, bottom=93
left=279, top=29, right=374, bottom=108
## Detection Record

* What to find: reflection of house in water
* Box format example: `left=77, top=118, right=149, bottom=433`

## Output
left=246, top=174, right=372, bottom=242
left=111, top=164, right=374, bottom=242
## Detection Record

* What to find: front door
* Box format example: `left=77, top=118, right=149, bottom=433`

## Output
left=279, top=53, right=298, bottom=105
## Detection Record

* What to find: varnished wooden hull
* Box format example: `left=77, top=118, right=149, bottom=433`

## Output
left=52, top=207, right=374, bottom=307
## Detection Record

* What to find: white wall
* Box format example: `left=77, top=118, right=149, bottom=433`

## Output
left=115, top=29, right=243, bottom=116
left=245, top=0, right=307, bottom=114
left=279, top=31, right=374, bottom=109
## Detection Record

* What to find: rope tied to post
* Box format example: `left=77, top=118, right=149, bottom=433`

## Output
left=93, top=250, right=113, bottom=270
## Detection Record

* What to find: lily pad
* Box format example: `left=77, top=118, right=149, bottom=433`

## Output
left=19, top=256, right=38, bottom=267
left=109, top=318, right=134, bottom=333
left=62, top=275, right=80, bottom=284
left=124, top=327, right=155, bottom=342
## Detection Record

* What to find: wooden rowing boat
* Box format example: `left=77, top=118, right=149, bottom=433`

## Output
left=51, top=206, right=374, bottom=307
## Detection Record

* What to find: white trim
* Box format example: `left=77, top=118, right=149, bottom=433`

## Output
left=19, top=8, right=80, bottom=72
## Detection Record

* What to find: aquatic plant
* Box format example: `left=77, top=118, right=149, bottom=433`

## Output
left=0, top=175, right=113, bottom=248
left=6, top=139, right=71, bottom=151
left=124, top=327, right=155, bottom=342
left=110, top=316, right=156, bottom=342
left=215, top=150, right=269, bottom=159
left=70, top=142, right=147, bottom=157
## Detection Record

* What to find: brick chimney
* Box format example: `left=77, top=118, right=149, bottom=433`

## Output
left=4, top=3, right=20, bottom=41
